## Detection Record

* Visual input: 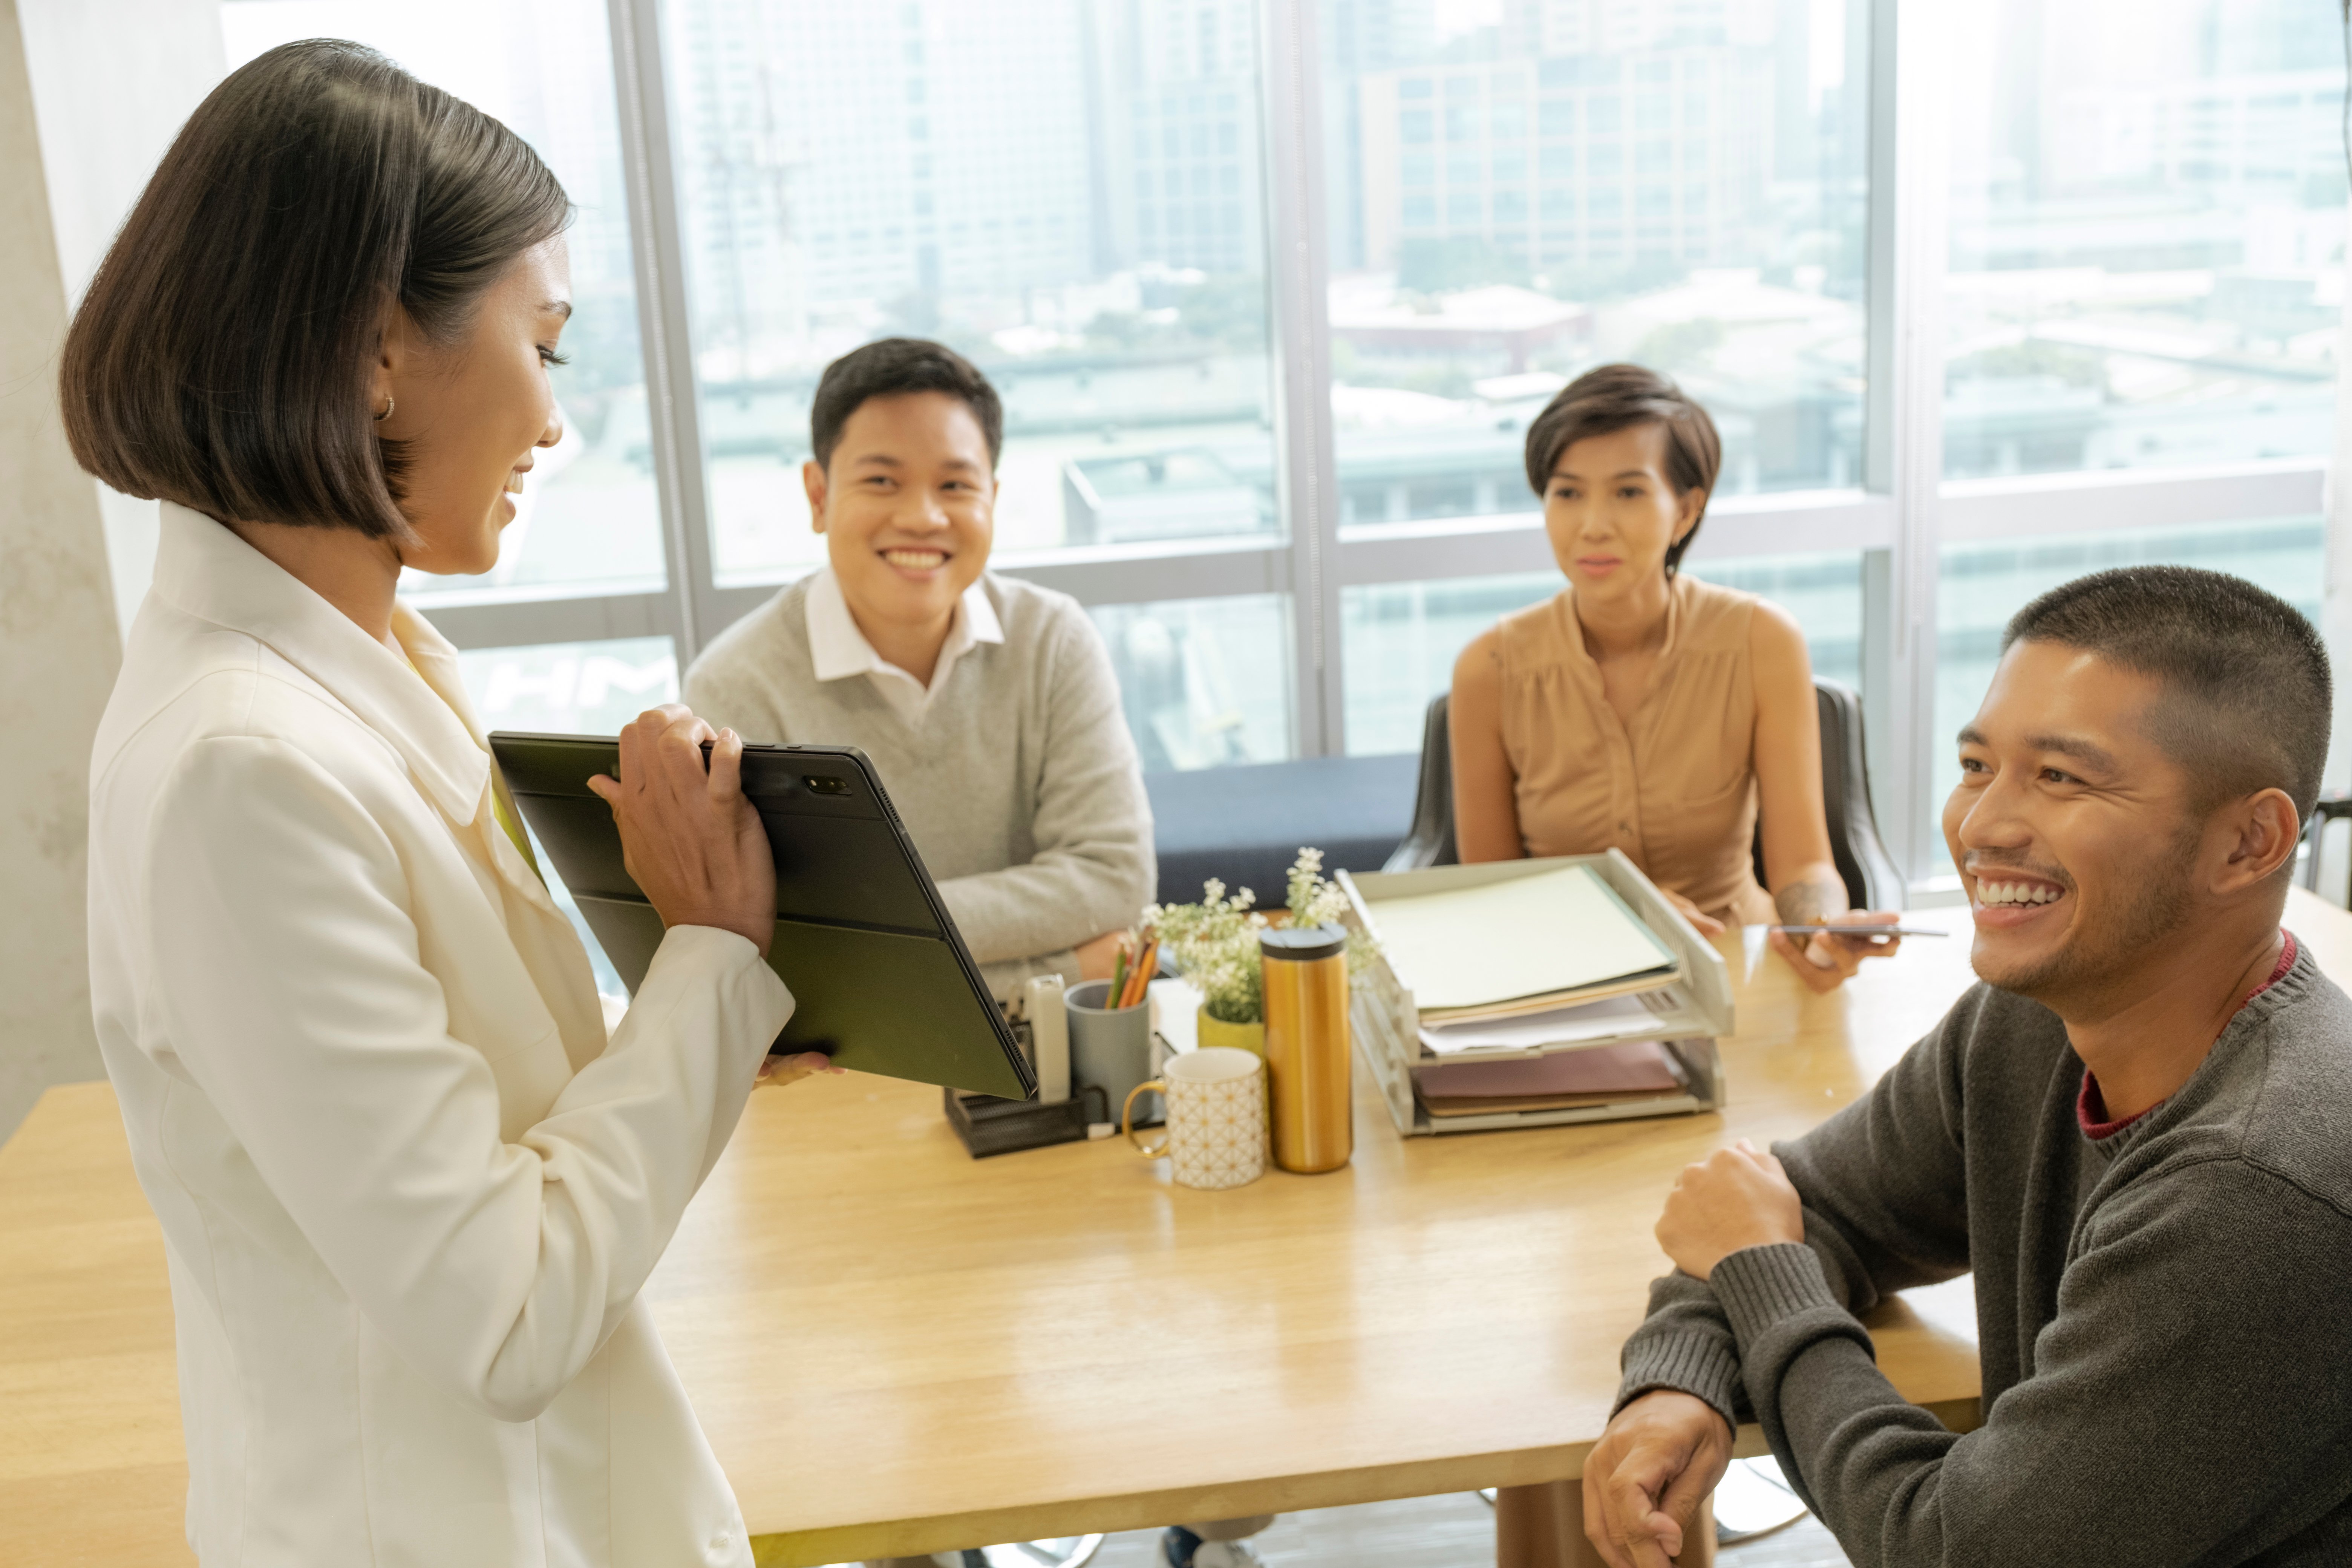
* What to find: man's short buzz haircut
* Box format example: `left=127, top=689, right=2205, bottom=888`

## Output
left=810, top=338, right=1003, bottom=472
left=2002, top=565, right=2332, bottom=830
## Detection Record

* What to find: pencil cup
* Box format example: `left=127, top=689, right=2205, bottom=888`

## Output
left=1067, top=980, right=1157, bottom=1125
left=1122, top=1048, right=1266, bottom=1190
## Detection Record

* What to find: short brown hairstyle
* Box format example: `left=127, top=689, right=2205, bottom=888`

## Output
left=1522, top=363, right=1723, bottom=577
left=60, top=40, right=571, bottom=539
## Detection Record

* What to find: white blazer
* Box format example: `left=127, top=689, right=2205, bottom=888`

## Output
left=85, top=503, right=795, bottom=1567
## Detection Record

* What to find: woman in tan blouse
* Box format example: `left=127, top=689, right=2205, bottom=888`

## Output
left=1451, top=363, right=1899, bottom=995
left=1464, top=366, right=1896, bottom=1568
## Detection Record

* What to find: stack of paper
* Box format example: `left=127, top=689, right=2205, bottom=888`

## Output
left=1366, top=864, right=1678, bottom=1022
left=1418, top=992, right=1661, bottom=1056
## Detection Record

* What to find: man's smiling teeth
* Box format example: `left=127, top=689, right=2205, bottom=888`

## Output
left=1978, top=881, right=2062, bottom=906
left=884, top=549, right=946, bottom=569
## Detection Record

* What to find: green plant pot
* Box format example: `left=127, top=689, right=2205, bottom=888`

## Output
left=1196, top=1006, right=1265, bottom=1058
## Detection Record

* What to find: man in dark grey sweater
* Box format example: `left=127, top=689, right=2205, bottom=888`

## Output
left=1582, top=566, right=2352, bottom=1567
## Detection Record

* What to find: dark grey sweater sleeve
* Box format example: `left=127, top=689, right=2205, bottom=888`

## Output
left=1615, top=998, right=1975, bottom=1427
left=1771, top=985, right=1978, bottom=1307
left=1715, top=1161, right=2352, bottom=1566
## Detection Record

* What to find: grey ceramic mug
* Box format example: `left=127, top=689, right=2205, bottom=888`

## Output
left=1065, top=980, right=1158, bottom=1124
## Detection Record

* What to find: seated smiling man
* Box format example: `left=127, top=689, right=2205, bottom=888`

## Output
left=1576, top=566, right=2352, bottom=1568
left=691, top=345, right=1260, bottom=1568
left=687, top=338, right=1152, bottom=1001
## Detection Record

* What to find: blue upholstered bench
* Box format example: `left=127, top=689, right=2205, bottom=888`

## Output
left=1143, top=753, right=1419, bottom=911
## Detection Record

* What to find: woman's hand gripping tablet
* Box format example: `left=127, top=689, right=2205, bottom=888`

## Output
left=591, top=708, right=840, bottom=1089
left=588, top=705, right=778, bottom=955
left=585, top=710, right=837, bottom=1090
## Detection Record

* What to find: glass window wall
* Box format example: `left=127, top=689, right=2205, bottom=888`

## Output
left=453, top=635, right=681, bottom=997
left=455, top=635, right=681, bottom=735
left=1090, top=594, right=1293, bottom=771
left=662, top=0, right=1282, bottom=585
left=191, top=0, right=2346, bottom=896
left=1929, top=517, right=2324, bottom=871
left=1323, top=0, right=1871, bottom=533
left=1943, top=0, right=2347, bottom=478
left=1341, top=571, right=1554, bottom=756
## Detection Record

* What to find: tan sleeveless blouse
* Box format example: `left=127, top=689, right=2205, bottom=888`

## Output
left=1494, top=574, right=1776, bottom=926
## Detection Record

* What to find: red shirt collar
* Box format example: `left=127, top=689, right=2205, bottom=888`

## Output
left=2078, top=931, right=2295, bottom=1140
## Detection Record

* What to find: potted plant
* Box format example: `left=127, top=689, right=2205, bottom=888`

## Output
left=1147, top=848, right=1368, bottom=1054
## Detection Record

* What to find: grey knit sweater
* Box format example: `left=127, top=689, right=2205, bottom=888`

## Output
left=1620, top=939, right=2352, bottom=1566
left=684, top=573, right=1155, bottom=1000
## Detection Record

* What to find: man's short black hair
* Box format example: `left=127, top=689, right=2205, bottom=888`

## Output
left=2003, top=565, right=2332, bottom=828
left=811, top=338, right=1003, bottom=472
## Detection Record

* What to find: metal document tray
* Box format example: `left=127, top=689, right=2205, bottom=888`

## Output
left=1338, top=851, right=1733, bottom=1137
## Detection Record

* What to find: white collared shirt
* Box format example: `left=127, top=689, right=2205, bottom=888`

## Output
left=804, top=564, right=1003, bottom=723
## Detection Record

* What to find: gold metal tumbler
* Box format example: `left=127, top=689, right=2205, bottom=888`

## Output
left=1259, top=926, right=1352, bottom=1173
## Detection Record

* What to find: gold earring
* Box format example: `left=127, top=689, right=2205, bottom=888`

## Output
left=374, top=395, right=395, bottom=423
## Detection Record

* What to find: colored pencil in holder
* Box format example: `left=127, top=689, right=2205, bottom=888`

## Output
left=1119, top=937, right=1158, bottom=1010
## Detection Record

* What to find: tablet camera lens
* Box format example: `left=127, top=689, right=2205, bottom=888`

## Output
left=804, top=775, right=851, bottom=797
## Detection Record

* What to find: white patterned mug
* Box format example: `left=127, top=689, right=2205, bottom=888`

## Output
left=1121, top=1047, right=1266, bottom=1190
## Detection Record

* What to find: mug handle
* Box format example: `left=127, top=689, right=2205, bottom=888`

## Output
left=1122, top=1080, right=1168, bottom=1157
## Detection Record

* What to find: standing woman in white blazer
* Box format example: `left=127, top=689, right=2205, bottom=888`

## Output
left=65, top=40, right=833, bottom=1568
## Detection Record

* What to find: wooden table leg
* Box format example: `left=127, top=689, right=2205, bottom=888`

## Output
left=1495, top=1481, right=1717, bottom=1568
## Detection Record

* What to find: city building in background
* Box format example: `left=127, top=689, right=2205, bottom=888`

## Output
left=1943, top=0, right=2346, bottom=476
left=657, top=1, right=1291, bottom=769
left=1322, top=0, right=1870, bottom=523
left=665, top=0, right=1278, bottom=579
left=208, top=0, right=2346, bottom=897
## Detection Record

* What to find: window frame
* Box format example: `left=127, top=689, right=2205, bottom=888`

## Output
left=403, top=0, right=2332, bottom=900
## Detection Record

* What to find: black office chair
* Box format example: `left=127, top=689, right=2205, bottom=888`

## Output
left=1796, top=678, right=1905, bottom=912
left=1383, top=695, right=1459, bottom=872
left=1384, top=679, right=1905, bottom=912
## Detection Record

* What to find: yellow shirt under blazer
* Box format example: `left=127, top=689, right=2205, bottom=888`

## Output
left=85, top=503, right=796, bottom=1567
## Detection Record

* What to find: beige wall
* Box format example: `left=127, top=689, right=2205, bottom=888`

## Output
left=0, top=0, right=224, bottom=1142
left=0, top=0, right=120, bottom=1140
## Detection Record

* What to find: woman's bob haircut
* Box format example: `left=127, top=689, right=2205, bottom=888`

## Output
left=60, top=40, right=571, bottom=540
left=1522, top=363, right=1723, bottom=578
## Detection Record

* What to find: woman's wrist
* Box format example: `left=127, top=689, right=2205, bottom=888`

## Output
left=665, top=913, right=774, bottom=958
left=1770, top=870, right=1846, bottom=928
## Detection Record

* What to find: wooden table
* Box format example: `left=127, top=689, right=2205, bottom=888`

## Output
left=12, top=891, right=2350, bottom=1566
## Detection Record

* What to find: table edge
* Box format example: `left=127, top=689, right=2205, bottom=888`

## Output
left=746, top=1398, right=1983, bottom=1565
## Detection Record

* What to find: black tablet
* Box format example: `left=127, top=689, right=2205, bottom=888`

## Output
left=489, top=733, right=1035, bottom=1100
